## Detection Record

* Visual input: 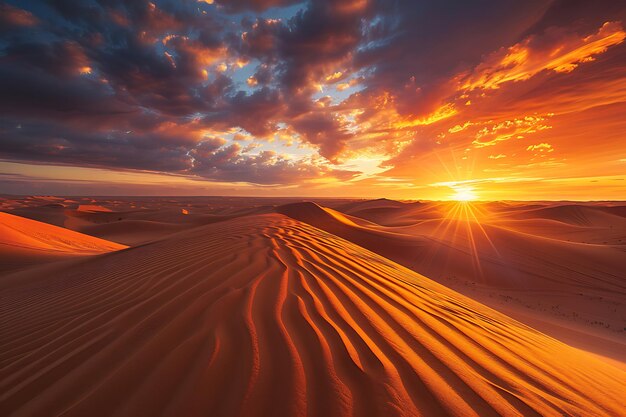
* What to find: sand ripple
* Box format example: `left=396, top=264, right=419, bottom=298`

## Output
left=1, top=214, right=624, bottom=416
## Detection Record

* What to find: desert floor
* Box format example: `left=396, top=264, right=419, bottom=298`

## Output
left=1, top=195, right=625, bottom=416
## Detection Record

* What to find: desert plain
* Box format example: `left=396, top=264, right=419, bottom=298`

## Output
left=1, top=195, right=625, bottom=417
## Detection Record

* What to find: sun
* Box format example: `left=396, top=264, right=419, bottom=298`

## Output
left=451, top=186, right=477, bottom=202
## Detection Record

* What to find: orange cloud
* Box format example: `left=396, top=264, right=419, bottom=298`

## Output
left=325, top=71, right=344, bottom=82
left=526, top=143, right=554, bottom=152
left=448, top=122, right=473, bottom=133
left=0, top=3, right=38, bottom=26
left=247, top=76, right=258, bottom=86
left=336, top=77, right=363, bottom=91
left=334, top=0, right=368, bottom=15
left=471, top=115, right=552, bottom=148
left=392, top=104, right=458, bottom=129
left=462, top=22, right=626, bottom=91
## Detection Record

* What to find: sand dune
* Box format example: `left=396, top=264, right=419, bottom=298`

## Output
left=1, top=213, right=624, bottom=416
left=7, top=205, right=72, bottom=229
left=0, top=212, right=127, bottom=272
left=278, top=203, right=626, bottom=295
left=277, top=201, right=381, bottom=228
left=277, top=202, right=430, bottom=264
left=0, top=212, right=126, bottom=254
left=79, top=220, right=187, bottom=246
left=277, top=201, right=626, bottom=368
left=72, top=210, right=272, bottom=245
left=335, top=198, right=410, bottom=214
left=76, top=204, right=113, bottom=213
left=340, top=201, right=448, bottom=227
left=6, top=198, right=275, bottom=245
left=505, top=204, right=626, bottom=227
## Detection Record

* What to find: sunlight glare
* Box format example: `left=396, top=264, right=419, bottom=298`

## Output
left=451, top=186, right=477, bottom=202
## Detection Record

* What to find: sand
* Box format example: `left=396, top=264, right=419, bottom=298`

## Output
left=277, top=201, right=626, bottom=367
left=0, top=212, right=126, bottom=272
left=1, top=197, right=625, bottom=416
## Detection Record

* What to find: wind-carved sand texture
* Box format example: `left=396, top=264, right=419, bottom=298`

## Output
left=1, top=213, right=625, bottom=417
left=278, top=201, right=626, bottom=370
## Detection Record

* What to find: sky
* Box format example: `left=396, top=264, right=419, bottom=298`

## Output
left=0, top=0, right=625, bottom=200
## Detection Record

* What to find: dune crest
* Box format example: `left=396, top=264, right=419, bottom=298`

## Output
left=0, top=212, right=126, bottom=255
left=1, top=213, right=624, bottom=417
left=278, top=201, right=626, bottom=359
left=76, top=204, right=113, bottom=213
left=0, top=212, right=127, bottom=272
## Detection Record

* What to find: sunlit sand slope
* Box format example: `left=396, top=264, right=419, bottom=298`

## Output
left=0, top=212, right=127, bottom=271
left=1, top=214, right=624, bottom=416
left=277, top=202, right=626, bottom=339
left=0, top=212, right=126, bottom=254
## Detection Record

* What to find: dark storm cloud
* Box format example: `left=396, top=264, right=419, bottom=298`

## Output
left=212, top=0, right=303, bottom=13
left=0, top=117, right=193, bottom=172
left=202, top=87, right=286, bottom=136
left=189, top=144, right=358, bottom=184
left=0, top=2, right=38, bottom=29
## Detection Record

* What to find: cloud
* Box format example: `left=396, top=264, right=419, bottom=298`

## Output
left=0, top=0, right=625, bottom=197
left=471, top=115, right=552, bottom=148
left=526, top=143, right=554, bottom=152
left=0, top=3, right=38, bottom=28
left=462, top=22, right=626, bottom=91
left=190, top=145, right=358, bottom=184
left=212, top=0, right=301, bottom=13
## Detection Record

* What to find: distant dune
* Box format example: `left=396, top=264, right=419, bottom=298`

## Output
left=5, top=200, right=274, bottom=246
left=506, top=204, right=626, bottom=226
left=0, top=212, right=127, bottom=272
left=1, top=213, right=625, bottom=416
left=76, top=204, right=113, bottom=213
left=79, top=220, right=187, bottom=246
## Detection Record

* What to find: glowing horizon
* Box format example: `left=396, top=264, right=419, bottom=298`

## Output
left=0, top=2, right=625, bottom=200
left=451, top=187, right=478, bottom=202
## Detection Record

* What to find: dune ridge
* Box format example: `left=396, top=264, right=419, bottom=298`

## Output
left=1, top=213, right=624, bottom=416
left=0, top=212, right=127, bottom=272
left=277, top=202, right=626, bottom=343
left=0, top=212, right=126, bottom=255
left=506, top=204, right=626, bottom=227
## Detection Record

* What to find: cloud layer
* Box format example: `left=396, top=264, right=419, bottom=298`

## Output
left=1, top=0, right=625, bottom=197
